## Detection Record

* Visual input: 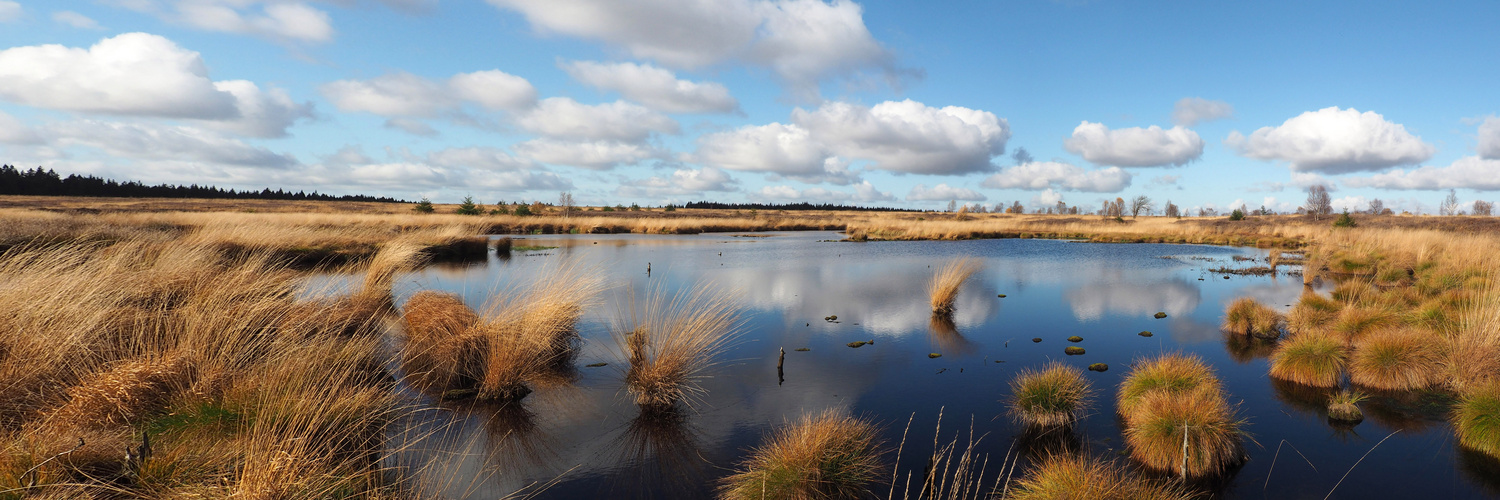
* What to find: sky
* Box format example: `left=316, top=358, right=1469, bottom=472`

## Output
left=0, top=0, right=1497, bottom=213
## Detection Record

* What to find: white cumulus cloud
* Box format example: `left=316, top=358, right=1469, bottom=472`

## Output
left=616, top=166, right=738, bottom=197
left=1226, top=106, right=1435, bottom=173
left=321, top=69, right=536, bottom=118
left=981, top=161, right=1132, bottom=193
left=487, top=0, right=901, bottom=100
left=692, top=122, right=864, bottom=184
left=516, top=98, right=678, bottom=142
left=1172, top=97, right=1233, bottom=127
left=1063, top=121, right=1203, bottom=167
left=906, top=183, right=985, bottom=202
left=171, top=1, right=333, bottom=43
left=793, top=99, right=1009, bottom=175
left=513, top=138, right=663, bottom=170
left=562, top=60, right=737, bottom=114
left=0, top=34, right=310, bottom=137
left=1479, top=116, right=1500, bottom=160
left=1342, top=156, right=1500, bottom=191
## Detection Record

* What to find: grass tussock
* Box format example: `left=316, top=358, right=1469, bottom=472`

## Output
left=1328, top=389, right=1367, bottom=422
left=1455, top=380, right=1500, bottom=458
left=618, top=285, right=743, bottom=409
left=1349, top=327, right=1442, bottom=391
left=718, top=409, right=883, bottom=500
left=928, top=258, right=981, bottom=317
left=1221, top=297, right=1285, bottom=339
left=1122, top=387, right=1246, bottom=478
left=44, top=354, right=196, bottom=431
left=1117, top=353, right=1222, bottom=421
left=1329, top=306, right=1395, bottom=343
left=1286, top=292, right=1341, bottom=335
left=1269, top=332, right=1348, bottom=388
left=1007, top=453, right=1194, bottom=500
left=400, top=263, right=606, bottom=401
left=1008, top=362, right=1093, bottom=428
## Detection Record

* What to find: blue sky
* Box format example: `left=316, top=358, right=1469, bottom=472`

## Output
left=0, top=0, right=1497, bottom=213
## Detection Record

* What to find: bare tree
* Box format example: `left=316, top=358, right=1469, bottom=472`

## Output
left=1367, top=198, right=1385, bottom=215
left=1008, top=201, right=1025, bottom=214
left=1440, top=188, right=1461, bottom=216
left=558, top=191, right=575, bottom=217
left=1163, top=200, right=1180, bottom=218
left=1306, top=185, right=1332, bottom=220
left=1475, top=200, right=1494, bottom=216
left=946, top=200, right=957, bottom=213
left=1011, top=147, right=1034, bottom=166
left=1129, top=195, right=1154, bottom=218
left=1055, top=200, right=1067, bottom=215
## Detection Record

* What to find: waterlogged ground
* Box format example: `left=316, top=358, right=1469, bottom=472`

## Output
left=357, top=232, right=1498, bottom=499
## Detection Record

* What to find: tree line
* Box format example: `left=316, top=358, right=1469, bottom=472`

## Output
left=684, top=201, right=917, bottom=212
left=0, top=165, right=405, bottom=203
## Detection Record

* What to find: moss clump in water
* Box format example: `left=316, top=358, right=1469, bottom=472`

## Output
left=1068, top=336, right=1083, bottom=343
left=1065, top=346, right=1085, bottom=355
left=1154, top=312, right=1168, bottom=319
left=1138, top=331, right=1153, bottom=337
left=1088, top=363, right=1109, bottom=372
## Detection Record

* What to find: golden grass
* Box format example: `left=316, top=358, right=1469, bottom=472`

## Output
left=1349, top=327, right=1442, bottom=391
left=1122, top=386, right=1246, bottom=478
left=43, top=354, right=196, bottom=431
left=1008, top=362, right=1093, bottom=428
left=1329, top=306, right=1395, bottom=343
left=1221, top=297, right=1285, bottom=339
left=1007, top=453, right=1194, bottom=500
left=1455, top=380, right=1500, bottom=458
left=1269, top=331, right=1348, bottom=388
left=1286, top=292, right=1341, bottom=335
left=1328, top=389, right=1367, bottom=422
left=718, top=409, right=882, bottom=500
left=401, top=291, right=483, bottom=391
left=928, top=258, right=981, bottom=317
left=618, top=284, right=743, bottom=409
left=1116, top=353, right=1222, bottom=421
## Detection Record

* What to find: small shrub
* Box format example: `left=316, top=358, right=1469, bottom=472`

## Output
left=1333, top=210, right=1357, bottom=228
left=512, top=204, right=533, bottom=216
left=1008, top=362, right=1093, bottom=427
left=719, top=409, right=883, bottom=500
left=454, top=196, right=483, bottom=215
left=1228, top=209, right=1245, bottom=221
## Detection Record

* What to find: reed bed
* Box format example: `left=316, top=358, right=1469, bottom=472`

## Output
left=929, top=258, right=981, bottom=317
left=1008, top=363, right=1092, bottom=428
left=1006, top=453, right=1193, bottom=500
left=719, top=409, right=883, bottom=500
left=1221, top=297, right=1285, bottom=339
left=616, top=284, right=743, bottom=409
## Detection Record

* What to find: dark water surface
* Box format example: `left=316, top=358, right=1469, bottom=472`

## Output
left=367, top=232, right=1498, bottom=499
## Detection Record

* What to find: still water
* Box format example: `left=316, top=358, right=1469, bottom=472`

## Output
left=372, top=232, right=1498, bottom=499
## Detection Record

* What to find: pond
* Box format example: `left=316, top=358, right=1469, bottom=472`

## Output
left=366, top=231, right=1498, bottom=499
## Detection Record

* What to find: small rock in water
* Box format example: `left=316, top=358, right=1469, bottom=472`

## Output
left=847, top=341, right=868, bottom=348
left=997, top=294, right=1007, bottom=298
left=1153, top=312, right=1168, bottom=319
left=585, top=362, right=608, bottom=368
left=1032, top=338, right=1043, bottom=343
left=825, top=315, right=839, bottom=321
left=1088, top=363, right=1109, bottom=372
left=1067, top=336, right=1083, bottom=342
left=1138, top=331, right=1154, bottom=337
left=928, top=353, right=942, bottom=358
left=795, top=347, right=811, bottom=352
left=1223, top=276, right=1231, bottom=280
left=1064, top=346, right=1086, bottom=355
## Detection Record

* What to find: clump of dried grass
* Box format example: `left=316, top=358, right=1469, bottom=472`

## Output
left=1008, top=363, right=1092, bottom=428
left=718, top=409, right=883, bottom=500
left=929, top=258, right=982, bottom=317
left=1222, top=297, right=1285, bottom=339
left=618, top=284, right=743, bottom=409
